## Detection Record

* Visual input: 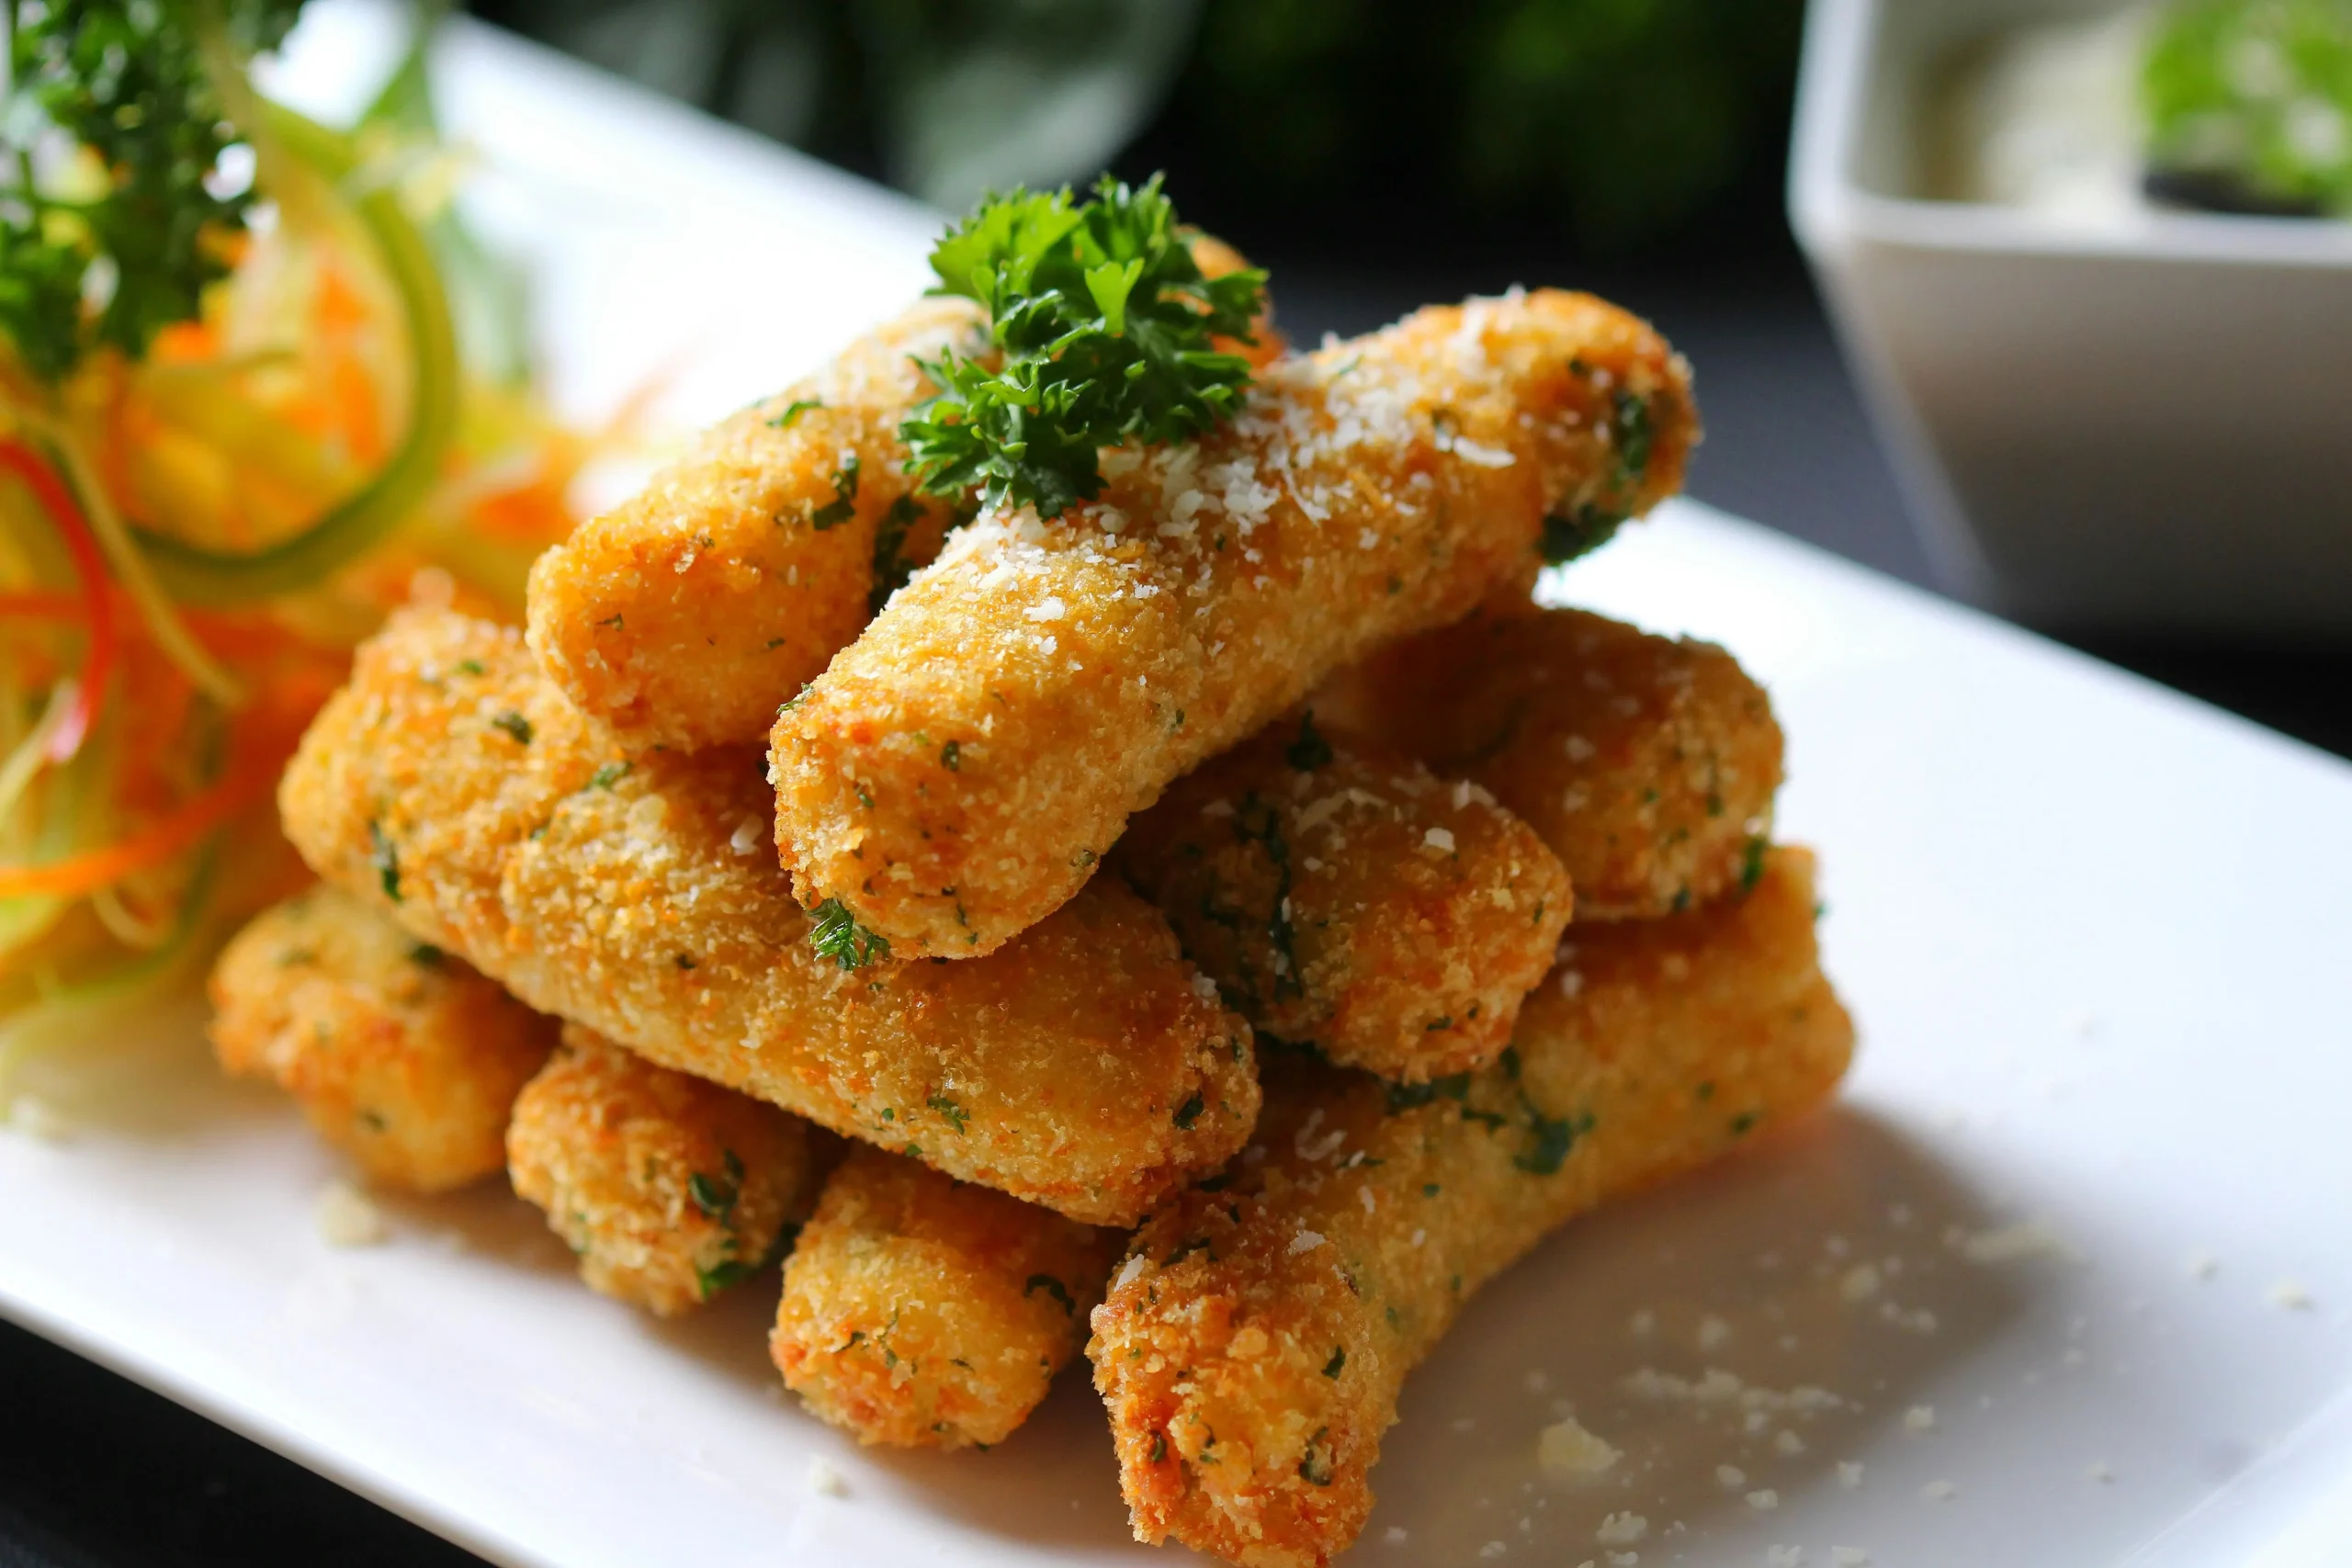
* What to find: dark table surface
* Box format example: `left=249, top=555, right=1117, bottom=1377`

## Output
left=8, top=170, right=2350, bottom=1568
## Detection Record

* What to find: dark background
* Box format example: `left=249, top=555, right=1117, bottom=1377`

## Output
left=7, top=3, right=2348, bottom=1565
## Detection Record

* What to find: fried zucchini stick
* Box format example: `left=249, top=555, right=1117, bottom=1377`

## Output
left=508, top=1026, right=820, bottom=1315
left=1089, top=849, right=1851, bottom=1568
left=771, top=1144, right=1124, bottom=1450
left=772, top=290, right=1695, bottom=958
left=277, top=608, right=1257, bottom=1226
left=1318, top=606, right=1782, bottom=919
left=209, top=885, right=555, bottom=1193
left=525, top=296, right=982, bottom=753
left=527, top=239, right=1275, bottom=754
left=1117, top=714, right=1571, bottom=1082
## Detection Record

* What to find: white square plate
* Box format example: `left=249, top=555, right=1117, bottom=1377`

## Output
left=6, top=6, right=2352, bottom=1565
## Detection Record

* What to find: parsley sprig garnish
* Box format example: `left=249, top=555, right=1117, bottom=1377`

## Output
left=3, top=1, right=305, bottom=383
left=808, top=897, right=891, bottom=970
left=900, top=174, right=1266, bottom=521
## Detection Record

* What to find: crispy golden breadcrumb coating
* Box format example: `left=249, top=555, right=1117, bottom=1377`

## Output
left=525, top=297, right=983, bottom=753
left=1088, top=849, right=1851, bottom=1568
left=507, top=1026, right=819, bottom=1315
left=770, top=1145, right=1123, bottom=1450
left=771, top=290, right=1696, bottom=958
left=1318, top=606, right=1782, bottom=919
left=277, top=608, right=1258, bottom=1226
left=209, top=885, right=554, bottom=1193
left=526, top=241, right=1278, bottom=754
left=1117, top=714, right=1571, bottom=1082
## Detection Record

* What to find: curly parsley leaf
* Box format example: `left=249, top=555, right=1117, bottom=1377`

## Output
left=901, top=173, right=1266, bottom=520
left=808, top=897, right=891, bottom=971
left=3, top=0, right=306, bottom=382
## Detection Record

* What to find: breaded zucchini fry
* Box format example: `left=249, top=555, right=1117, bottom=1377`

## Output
left=277, top=609, right=1258, bottom=1226
left=1116, top=714, right=1571, bottom=1082
left=1089, top=849, right=1851, bottom=1568
left=209, top=885, right=555, bottom=1193
left=1318, top=606, right=1782, bottom=919
left=525, top=297, right=983, bottom=753
left=772, top=290, right=1695, bottom=958
left=508, top=1026, right=819, bottom=1315
left=526, top=240, right=1276, bottom=754
left=771, top=1145, right=1123, bottom=1450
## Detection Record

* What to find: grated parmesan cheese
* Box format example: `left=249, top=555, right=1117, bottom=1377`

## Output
left=313, top=1180, right=387, bottom=1248
left=1536, top=1416, right=1620, bottom=1479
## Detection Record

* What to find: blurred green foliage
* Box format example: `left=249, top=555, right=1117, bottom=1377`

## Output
left=2144, top=0, right=2352, bottom=215
left=471, top=0, right=1805, bottom=251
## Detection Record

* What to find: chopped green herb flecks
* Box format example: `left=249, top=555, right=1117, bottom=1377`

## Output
left=1322, top=1346, right=1347, bottom=1378
left=490, top=710, right=533, bottom=745
left=455, top=659, right=484, bottom=676
left=1298, top=1427, right=1335, bottom=1486
left=940, top=739, right=961, bottom=772
left=588, top=761, right=631, bottom=791
left=1025, top=1274, right=1076, bottom=1314
left=808, top=898, right=891, bottom=970
left=688, top=1151, right=744, bottom=1223
left=1612, top=389, right=1654, bottom=485
left=1385, top=1074, right=1470, bottom=1114
left=1741, top=835, right=1770, bottom=892
left=810, top=454, right=861, bottom=529
left=901, top=174, right=1266, bottom=519
left=1513, top=1103, right=1591, bottom=1176
left=927, top=1092, right=969, bottom=1133
left=407, top=943, right=442, bottom=967
left=1286, top=712, right=1334, bottom=773
left=768, top=397, right=822, bottom=429
left=1164, top=1236, right=1213, bottom=1267
left=1148, top=1430, right=1168, bottom=1463
left=1173, top=1092, right=1205, bottom=1130
left=1541, top=503, right=1626, bottom=564
left=368, top=820, right=401, bottom=903
left=674, top=953, right=696, bottom=971
left=869, top=493, right=924, bottom=614
left=1730, top=1111, right=1758, bottom=1136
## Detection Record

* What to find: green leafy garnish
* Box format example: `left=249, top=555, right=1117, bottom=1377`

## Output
left=687, top=1151, right=744, bottom=1222
left=2, top=0, right=305, bottom=382
left=900, top=174, right=1266, bottom=519
left=869, top=493, right=924, bottom=615
left=926, top=1092, right=969, bottom=1133
left=1285, top=712, right=1334, bottom=773
left=1297, top=1427, right=1335, bottom=1486
left=808, top=897, right=890, bottom=970
left=768, top=396, right=823, bottom=430
left=1025, top=1273, right=1076, bottom=1314
left=368, top=820, right=401, bottom=903
left=2145, top=0, right=2352, bottom=217
left=810, top=453, right=861, bottom=529
left=1611, top=389, right=1655, bottom=485
left=1541, top=503, right=1626, bottom=564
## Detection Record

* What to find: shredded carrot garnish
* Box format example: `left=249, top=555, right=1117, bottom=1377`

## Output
left=0, top=438, right=120, bottom=766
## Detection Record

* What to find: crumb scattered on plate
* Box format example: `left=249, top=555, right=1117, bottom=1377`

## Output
left=312, top=1180, right=387, bottom=1248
